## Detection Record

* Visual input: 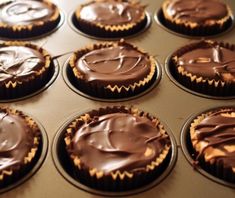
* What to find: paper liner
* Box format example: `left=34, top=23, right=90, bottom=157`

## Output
left=171, top=40, right=235, bottom=96
left=0, top=41, right=53, bottom=99
left=161, top=0, right=233, bottom=36
left=73, top=0, right=147, bottom=38
left=0, top=107, right=41, bottom=188
left=0, top=0, right=61, bottom=39
left=64, top=106, right=171, bottom=191
left=190, top=108, right=235, bottom=183
left=68, top=40, right=157, bottom=99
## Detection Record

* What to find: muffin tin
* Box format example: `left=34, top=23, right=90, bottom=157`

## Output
left=1, top=0, right=235, bottom=198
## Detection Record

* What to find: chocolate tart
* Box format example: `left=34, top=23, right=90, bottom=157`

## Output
left=0, top=41, right=53, bottom=100
left=72, top=0, right=147, bottom=38
left=0, top=0, right=61, bottom=39
left=190, top=107, right=235, bottom=183
left=161, top=0, right=233, bottom=36
left=64, top=106, right=171, bottom=191
left=68, top=40, right=157, bottom=99
left=0, top=107, right=41, bottom=188
left=170, top=40, right=235, bottom=97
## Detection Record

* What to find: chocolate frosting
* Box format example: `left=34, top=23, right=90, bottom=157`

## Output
left=79, top=0, right=145, bottom=26
left=76, top=44, right=151, bottom=86
left=71, top=112, right=169, bottom=173
left=0, top=0, right=55, bottom=25
left=0, top=46, right=45, bottom=83
left=0, top=110, right=35, bottom=171
left=177, top=42, right=235, bottom=82
left=194, top=108, right=235, bottom=169
left=165, top=0, right=228, bottom=24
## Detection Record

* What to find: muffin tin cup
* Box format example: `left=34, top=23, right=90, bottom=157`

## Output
left=0, top=11, right=65, bottom=41
left=164, top=54, right=235, bottom=100
left=62, top=58, right=162, bottom=102
left=51, top=108, right=178, bottom=197
left=0, top=116, right=49, bottom=194
left=180, top=106, right=235, bottom=188
left=0, top=59, right=60, bottom=103
left=154, top=9, right=235, bottom=39
left=68, top=11, right=152, bottom=40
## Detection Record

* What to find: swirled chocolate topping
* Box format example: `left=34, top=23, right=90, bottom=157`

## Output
left=71, top=112, right=169, bottom=173
left=0, top=110, right=35, bottom=171
left=0, top=0, right=55, bottom=25
left=177, top=42, right=235, bottom=82
left=193, top=108, right=235, bottom=168
left=165, top=0, right=228, bottom=24
left=76, top=44, right=151, bottom=86
left=79, top=0, right=145, bottom=26
left=0, top=46, right=45, bottom=83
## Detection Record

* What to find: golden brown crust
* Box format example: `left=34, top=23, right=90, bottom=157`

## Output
left=0, top=0, right=60, bottom=38
left=171, top=40, right=235, bottom=96
left=162, top=0, right=232, bottom=28
left=68, top=40, right=156, bottom=98
left=74, top=0, right=147, bottom=37
left=0, top=41, right=53, bottom=99
left=0, top=41, right=51, bottom=88
left=190, top=108, right=235, bottom=174
left=64, top=106, right=171, bottom=181
left=0, top=107, right=41, bottom=181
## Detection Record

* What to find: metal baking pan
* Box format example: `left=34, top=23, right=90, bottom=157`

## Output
left=1, top=0, right=235, bottom=198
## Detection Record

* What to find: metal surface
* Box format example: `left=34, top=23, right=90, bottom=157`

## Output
left=1, top=0, right=235, bottom=198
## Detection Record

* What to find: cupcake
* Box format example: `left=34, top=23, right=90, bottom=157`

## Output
left=64, top=106, right=171, bottom=191
left=0, top=41, right=53, bottom=100
left=0, top=107, right=41, bottom=187
left=171, top=40, right=235, bottom=96
left=73, top=0, right=147, bottom=38
left=68, top=40, right=157, bottom=99
left=0, top=0, right=61, bottom=39
left=190, top=107, right=235, bottom=183
left=161, top=0, right=232, bottom=36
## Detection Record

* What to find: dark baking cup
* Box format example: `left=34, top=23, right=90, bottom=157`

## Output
left=52, top=107, right=177, bottom=196
left=0, top=11, right=64, bottom=41
left=0, top=116, right=48, bottom=194
left=165, top=53, right=235, bottom=100
left=69, top=11, right=151, bottom=40
left=62, top=59, right=161, bottom=102
left=180, top=106, right=235, bottom=188
left=154, top=9, right=235, bottom=38
left=0, top=59, right=59, bottom=103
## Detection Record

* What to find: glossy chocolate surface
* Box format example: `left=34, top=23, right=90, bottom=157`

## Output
left=0, top=110, right=35, bottom=171
left=164, top=0, right=228, bottom=24
left=0, top=0, right=55, bottom=25
left=79, top=0, right=145, bottom=26
left=193, top=108, right=235, bottom=168
left=71, top=112, right=169, bottom=173
left=76, top=43, right=151, bottom=86
left=0, top=45, right=45, bottom=84
left=176, top=42, right=235, bottom=82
